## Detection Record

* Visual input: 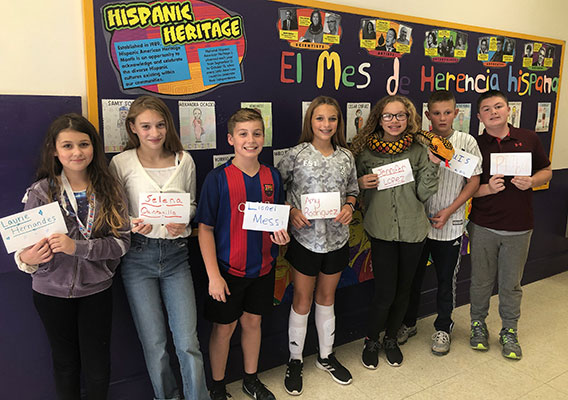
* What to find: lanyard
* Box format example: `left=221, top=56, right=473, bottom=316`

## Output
left=60, top=172, right=96, bottom=240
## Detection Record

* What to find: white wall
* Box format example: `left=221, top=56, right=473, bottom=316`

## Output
left=1, top=0, right=566, bottom=168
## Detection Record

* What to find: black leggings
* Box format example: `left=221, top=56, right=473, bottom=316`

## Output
left=33, top=288, right=113, bottom=400
left=367, top=237, right=425, bottom=339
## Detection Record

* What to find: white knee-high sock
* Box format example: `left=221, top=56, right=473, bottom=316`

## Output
left=288, top=306, right=309, bottom=362
left=315, top=303, right=335, bottom=359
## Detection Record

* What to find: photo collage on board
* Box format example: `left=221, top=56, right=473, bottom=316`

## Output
left=424, top=29, right=468, bottom=62
left=278, top=7, right=342, bottom=50
left=360, top=19, right=413, bottom=58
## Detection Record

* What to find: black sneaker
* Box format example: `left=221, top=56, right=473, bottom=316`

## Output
left=470, top=320, right=489, bottom=351
left=315, top=352, right=353, bottom=385
left=242, top=377, right=275, bottom=400
left=361, top=337, right=380, bottom=369
left=284, top=359, right=303, bottom=396
left=210, top=385, right=232, bottom=400
left=383, top=337, right=403, bottom=367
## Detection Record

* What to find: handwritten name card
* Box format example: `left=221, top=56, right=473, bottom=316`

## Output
left=301, top=192, right=340, bottom=220
left=441, top=149, right=480, bottom=178
left=138, top=193, right=191, bottom=224
left=1, top=202, right=68, bottom=253
left=490, top=152, right=532, bottom=176
left=242, top=202, right=290, bottom=232
left=372, top=159, right=414, bottom=190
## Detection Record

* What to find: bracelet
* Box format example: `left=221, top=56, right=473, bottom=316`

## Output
left=345, top=201, right=355, bottom=212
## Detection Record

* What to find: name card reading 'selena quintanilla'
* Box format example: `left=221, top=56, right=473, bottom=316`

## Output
left=0, top=202, right=68, bottom=254
left=301, top=192, right=341, bottom=220
left=138, top=193, right=191, bottom=224
left=372, top=159, right=415, bottom=190
left=242, top=202, right=290, bottom=232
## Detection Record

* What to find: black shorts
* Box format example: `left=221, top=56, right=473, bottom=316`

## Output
left=284, top=236, right=349, bottom=277
left=204, top=267, right=275, bottom=324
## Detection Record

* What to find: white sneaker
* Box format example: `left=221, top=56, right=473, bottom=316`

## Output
left=431, top=330, right=451, bottom=356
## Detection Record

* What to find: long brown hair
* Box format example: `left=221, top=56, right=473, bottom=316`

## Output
left=124, top=95, right=183, bottom=153
left=299, top=96, right=346, bottom=148
left=36, top=113, right=127, bottom=237
left=350, top=95, right=420, bottom=156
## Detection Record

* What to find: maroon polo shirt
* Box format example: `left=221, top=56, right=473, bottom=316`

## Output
left=470, top=124, right=550, bottom=231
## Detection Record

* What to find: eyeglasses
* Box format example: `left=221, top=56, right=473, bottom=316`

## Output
left=381, top=112, right=408, bottom=121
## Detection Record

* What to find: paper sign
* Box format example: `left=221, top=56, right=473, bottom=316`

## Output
left=441, top=149, right=480, bottom=178
left=138, top=193, right=191, bottom=224
left=1, top=202, right=68, bottom=254
left=372, top=159, right=414, bottom=190
left=301, top=192, right=341, bottom=220
left=242, top=202, right=290, bottom=232
left=490, top=153, right=532, bottom=176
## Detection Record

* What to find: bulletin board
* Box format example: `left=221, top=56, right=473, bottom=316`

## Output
left=83, top=0, right=564, bottom=301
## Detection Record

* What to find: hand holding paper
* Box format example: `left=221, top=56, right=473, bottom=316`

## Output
left=48, top=233, right=76, bottom=255
left=488, top=174, right=505, bottom=194
left=270, top=229, right=290, bottom=245
left=131, top=218, right=153, bottom=235
left=19, top=238, right=53, bottom=265
left=511, top=175, right=533, bottom=191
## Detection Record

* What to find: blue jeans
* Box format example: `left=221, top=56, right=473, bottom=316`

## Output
left=121, top=234, right=210, bottom=400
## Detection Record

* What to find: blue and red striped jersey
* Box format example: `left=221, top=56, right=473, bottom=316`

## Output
left=196, top=161, right=285, bottom=278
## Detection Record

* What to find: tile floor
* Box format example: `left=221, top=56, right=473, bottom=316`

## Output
left=226, top=271, right=568, bottom=399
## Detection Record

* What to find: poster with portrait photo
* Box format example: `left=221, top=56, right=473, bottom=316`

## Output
left=273, top=148, right=291, bottom=167
left=346, top=102, right=371, bottom=143
left=241, top=102, right=273, bottom=147
left=477, top=36, right=490, bottom=61
left=361, top=19, right=376, bottom=40
left=323, top=12, right=340, bottom=35
left=424, top=30, right=438, bottom=56
left=452, top=104, right=471, bottom=134
left=536, top=102, right=551, bottom=132
left=213, top=153, right=234, bottom=168
left=421, top=103, right=433, bottom=132
left=280, top=8, right=298, bottom=31
left=508, top=101, right=522, bottom=128
left=102, top=99, right=134, bottom=153
left=502, top=38, right=516, bottom=62
left=179, top=101, right=216, bottom=150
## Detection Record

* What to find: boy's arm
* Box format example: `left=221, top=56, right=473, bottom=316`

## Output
left=198, top=223, right=230, bottom=302
left=511, top=165, right=552, bottom=191
left=431, top=175, right=480, bottom=229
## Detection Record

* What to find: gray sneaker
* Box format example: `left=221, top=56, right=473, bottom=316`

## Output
left=431, top=330, right=451, bottom=356
left=470, top=320, right=489, bottom=351
left=499, top=328, right=522, bottom=360
left=397, top=324, right=417, bottom=345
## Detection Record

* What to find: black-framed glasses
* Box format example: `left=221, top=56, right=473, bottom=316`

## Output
left=381, top=112, right=408, bottom=121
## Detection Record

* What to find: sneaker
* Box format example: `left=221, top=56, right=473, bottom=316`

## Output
left=470, top=320, right=489, bottom=351
left=361, top=337, right=381, bottom=369
left=210, top=385, right=232, bottom=400
left=242, top=377, right=275, bottom=400
left=431, top=330, right=451, bottom=356
left=284, top=359, right=303, bottom=396
left=315, top=352, right=353, bottom=385
left=383, top=337, right=403, bottom=367
left=499, top=328, right=523, bottom=360
left=397, top=324, right=417, bottom=345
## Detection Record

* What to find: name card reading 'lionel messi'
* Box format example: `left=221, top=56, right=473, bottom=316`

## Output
left=1, top=202, right=68, bottom=253
left=372, top=159, right=414, bottom=190
left=242, top=202, right=290, bottom=232
left=138, top=193, right=191, bottom=224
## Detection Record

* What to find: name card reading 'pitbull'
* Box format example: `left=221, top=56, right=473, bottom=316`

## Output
left=0, top=202, right=68, bottom=253
left=242, top=202, right=290, bottom=232
left=301, top=192, right=341, bottom=220
left=138, top=193, right=191, bottom=224
left=372, top=159, right=414, bottom=190
left=490, top=152, right=532, bottom=176
left=441, top=148, right=480, bottom=179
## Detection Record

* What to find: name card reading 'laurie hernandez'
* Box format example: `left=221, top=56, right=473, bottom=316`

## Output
left=441, top=148, right=480, bottom=179
left=301, top=192, right=341, bottom=220
left=372, top=159, right=414, bottom=190
left=490, top=152, right=532, bottom=176
left=0, top=202, right=68, bottom=254
left=138, top=193, right=191, bottom=224
left=242, top=202, right=290, bottom=232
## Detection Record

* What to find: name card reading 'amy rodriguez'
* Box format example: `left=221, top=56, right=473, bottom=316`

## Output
left=490, top=152, right=532, bottom=176
left=1, top=202, right=68, bottom=253
left=372, top=159, right=414, bottom=190
left=242, top=202, right=290, bottom=232
left=301, top=192, right=341, bottom=220
left=139, top=193, right=191, bottom=224
left=441, top=149, right=480, bottom=178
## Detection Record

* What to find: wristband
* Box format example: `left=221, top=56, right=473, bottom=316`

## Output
left=345, top=201, right=355, bottom=212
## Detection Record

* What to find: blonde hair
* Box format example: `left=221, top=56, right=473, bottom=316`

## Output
left=227, top=108, right=264, bottom=134
left=299, top=96, right=346, bottom=148
left=350, top=95, right=420, bottom=156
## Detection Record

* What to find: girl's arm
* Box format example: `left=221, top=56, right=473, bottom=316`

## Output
left=415, top=147, right=440, bottom=203
left=165, top=152, right=197, bottom=238
left=198, top=223, right=230, bottom=302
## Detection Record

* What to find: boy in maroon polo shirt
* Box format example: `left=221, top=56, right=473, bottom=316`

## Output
left=468, top=90, right=552, bottom=360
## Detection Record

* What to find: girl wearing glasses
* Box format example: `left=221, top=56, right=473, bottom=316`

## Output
left=350, top=95, right=439, bottom=370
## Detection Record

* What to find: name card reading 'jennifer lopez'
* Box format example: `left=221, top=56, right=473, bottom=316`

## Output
left=242, top=202, right=290, bottom=232
left=372, top=159, right=414, bottom=190
left=301, top=192, right=341, bottom=220
left=138, top=193, right=191, bottom=224
left=1, top=202, right=68, bottom=253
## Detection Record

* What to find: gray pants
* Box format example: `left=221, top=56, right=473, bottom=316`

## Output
left=469, top=222, right=532, bottom=329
